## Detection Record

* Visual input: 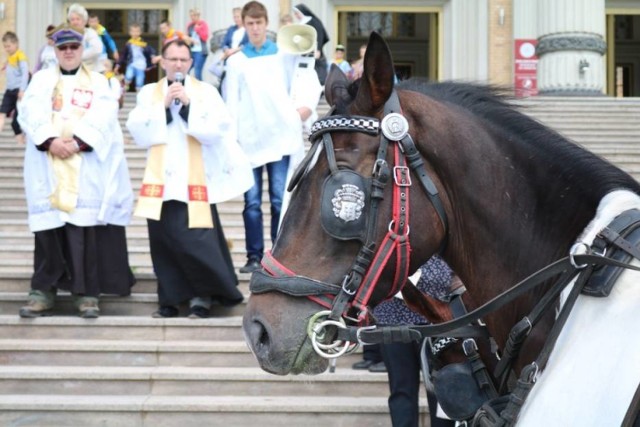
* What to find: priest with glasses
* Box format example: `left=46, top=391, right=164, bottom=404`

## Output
left=18, top=24, right=135, bottom=318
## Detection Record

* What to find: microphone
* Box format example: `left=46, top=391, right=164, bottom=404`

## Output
left=173, top=72, right=184, bottom=105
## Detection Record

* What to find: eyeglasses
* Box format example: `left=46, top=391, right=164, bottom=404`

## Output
left=164, top=57, right=191, bottom=64
left=56, top=44, right=81, bottom=51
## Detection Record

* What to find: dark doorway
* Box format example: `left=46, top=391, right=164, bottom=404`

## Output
left=607, top=13, right=640, bottom=96
left=336, top=11, right=439, bottom=81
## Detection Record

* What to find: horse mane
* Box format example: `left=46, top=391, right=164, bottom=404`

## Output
left=396, top=79, right=640, bottom=199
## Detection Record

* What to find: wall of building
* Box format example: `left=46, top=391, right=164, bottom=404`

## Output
left=488, top=0, right=513, bottom=86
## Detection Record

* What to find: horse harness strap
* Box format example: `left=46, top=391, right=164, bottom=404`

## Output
left=337, top=251, right=640, bottom=344
left=472, top=209, right=640, bottom=426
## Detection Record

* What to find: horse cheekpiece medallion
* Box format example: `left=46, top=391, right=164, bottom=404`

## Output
left=381, top=112, right=409, bottom=141
left=332, top=184, right=365, bottom=222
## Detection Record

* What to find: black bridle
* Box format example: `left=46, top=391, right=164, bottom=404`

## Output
left=250, top=90, right=449, bottom=356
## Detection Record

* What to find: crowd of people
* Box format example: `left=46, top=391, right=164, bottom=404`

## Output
left=4, top=1, right=323, bottom=319
left=4, top=2, right=448, bottom=425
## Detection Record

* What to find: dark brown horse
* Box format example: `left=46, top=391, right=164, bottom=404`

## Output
left=243, top=32, right=640, bottom=425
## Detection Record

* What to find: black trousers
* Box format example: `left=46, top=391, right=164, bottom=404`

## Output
left=362, top=343, right=383, bottom=362
left=0, top=88, right=22, bottom=135
left=381, top=341, right=455, bottom=427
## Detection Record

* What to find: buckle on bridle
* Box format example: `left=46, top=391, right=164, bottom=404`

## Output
left=393, top=166, right=412, bottom=187
left=569, top=242, right=591, bottom=269
left=372, top=158, right=387, bottom=176
left=341, top=274, right=358, bottom=296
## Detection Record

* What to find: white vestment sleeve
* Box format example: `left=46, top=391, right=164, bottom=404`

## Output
left=185, top=78, right=254, bottom=203
left=126, top=83, right=169, bottom=147
left=185, top=78, right=233, bottom=146
left=18, top=70, right=59, bottom=146
left=223, top=54, right=242, bottom=143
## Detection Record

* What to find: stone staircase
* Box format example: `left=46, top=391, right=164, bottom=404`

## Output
left=0, top=92, right=638, bottom=426
left=516, top=96, right=640, bottom=181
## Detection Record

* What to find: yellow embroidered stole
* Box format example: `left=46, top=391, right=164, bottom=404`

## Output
left=48, top=65, right=94, bottom=212
left=134, top=78, right=214, bottom=228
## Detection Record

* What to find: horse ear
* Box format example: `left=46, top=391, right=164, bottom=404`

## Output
left=352, top=32, right=395, bottom=114
left=324, top=63, right=353, bottom=107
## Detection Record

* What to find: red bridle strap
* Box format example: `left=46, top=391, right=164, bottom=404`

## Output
left=260, top=142, right=412, bottom=324
left=351, top=143, right=412, bottom=321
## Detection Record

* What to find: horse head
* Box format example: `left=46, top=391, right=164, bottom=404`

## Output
left=243, top=32, right=448, bottom=375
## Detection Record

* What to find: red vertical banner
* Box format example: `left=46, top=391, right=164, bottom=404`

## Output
left=514, top=39, right=538, bottom=97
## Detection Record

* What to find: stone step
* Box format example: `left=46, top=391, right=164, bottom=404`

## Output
left=525, top=115, right=640, bottom=124
left=0, top=315, right=246, bottom=341
left=0, top=338, right=361, bottom=368
left=0, top=339, right=257, bottom=368
left=0, top=395, right=414, bottom=427
left=0, top=247, right=264, bottom=269
left=0, top=292, right=248, bottom=317
left=0, top=365, right=390, bottom=397
left=0, top=274, right=252, bottom=294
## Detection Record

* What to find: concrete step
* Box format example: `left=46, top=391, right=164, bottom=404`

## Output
left=0, top=248, right=264, bottom=270
left=0, top=365, right=390, bottom=397
left=0, top=395, right=412, bottom=427
left=0, top=292, right=248, bottom=317
left=0, top=338, right=364, bottom=369
left=0, top=339, right=279, bottom=367
left=0, top=274, right=252, bottom=294
left=0, top=315, right=245, bottom=341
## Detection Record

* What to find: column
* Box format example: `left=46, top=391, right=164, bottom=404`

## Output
left=536, top=0, right=606, bottom=95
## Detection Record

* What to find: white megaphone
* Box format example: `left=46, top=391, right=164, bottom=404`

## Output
left=277, top=24, right=317, bottom=55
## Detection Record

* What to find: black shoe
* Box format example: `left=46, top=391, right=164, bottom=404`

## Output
left=239, top=257, right=261, bottom=273
left=188, top=305, right=210, bottom=319
left=368, top=361, right=387, bottom=373
left=152, top=306, right=179, bottom=318
left=352, top=359, right=375, bottom=370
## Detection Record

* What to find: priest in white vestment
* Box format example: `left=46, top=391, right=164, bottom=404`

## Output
left=18, top=24, right=134, bottom=318
left=224, top=1, right=322, bottom=274
left=127, top=39, right=253, bottom=319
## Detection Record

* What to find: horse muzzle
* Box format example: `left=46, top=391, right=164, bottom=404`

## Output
left=242, top=291, right=331, bottom=375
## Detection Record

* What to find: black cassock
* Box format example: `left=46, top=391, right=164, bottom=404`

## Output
left=32, top=223, right=135, bottom=297
left=147, top=200, right=243, bottom=307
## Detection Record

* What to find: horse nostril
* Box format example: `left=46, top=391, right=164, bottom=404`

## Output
left=249, top=319, right=270, bottom=354
left=258, top=322, right=270, bottom=348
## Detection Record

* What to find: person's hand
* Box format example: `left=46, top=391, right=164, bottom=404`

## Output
left=165, top=81, right=189, bottom=108
left=297, top=106, right=312, bottom=122
left=151, top=55, right=161, bottom=64
left=49, top=137, right=79, bottom=159
left=113, top=52, right=120, bottom=62
left=17, top=90, right=24, bottom=101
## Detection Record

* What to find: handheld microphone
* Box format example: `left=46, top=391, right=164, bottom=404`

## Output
left=173, top=72, right=184, bottom=105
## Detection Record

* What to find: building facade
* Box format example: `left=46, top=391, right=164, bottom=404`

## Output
left=1, top=0, right=639, bottom=96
